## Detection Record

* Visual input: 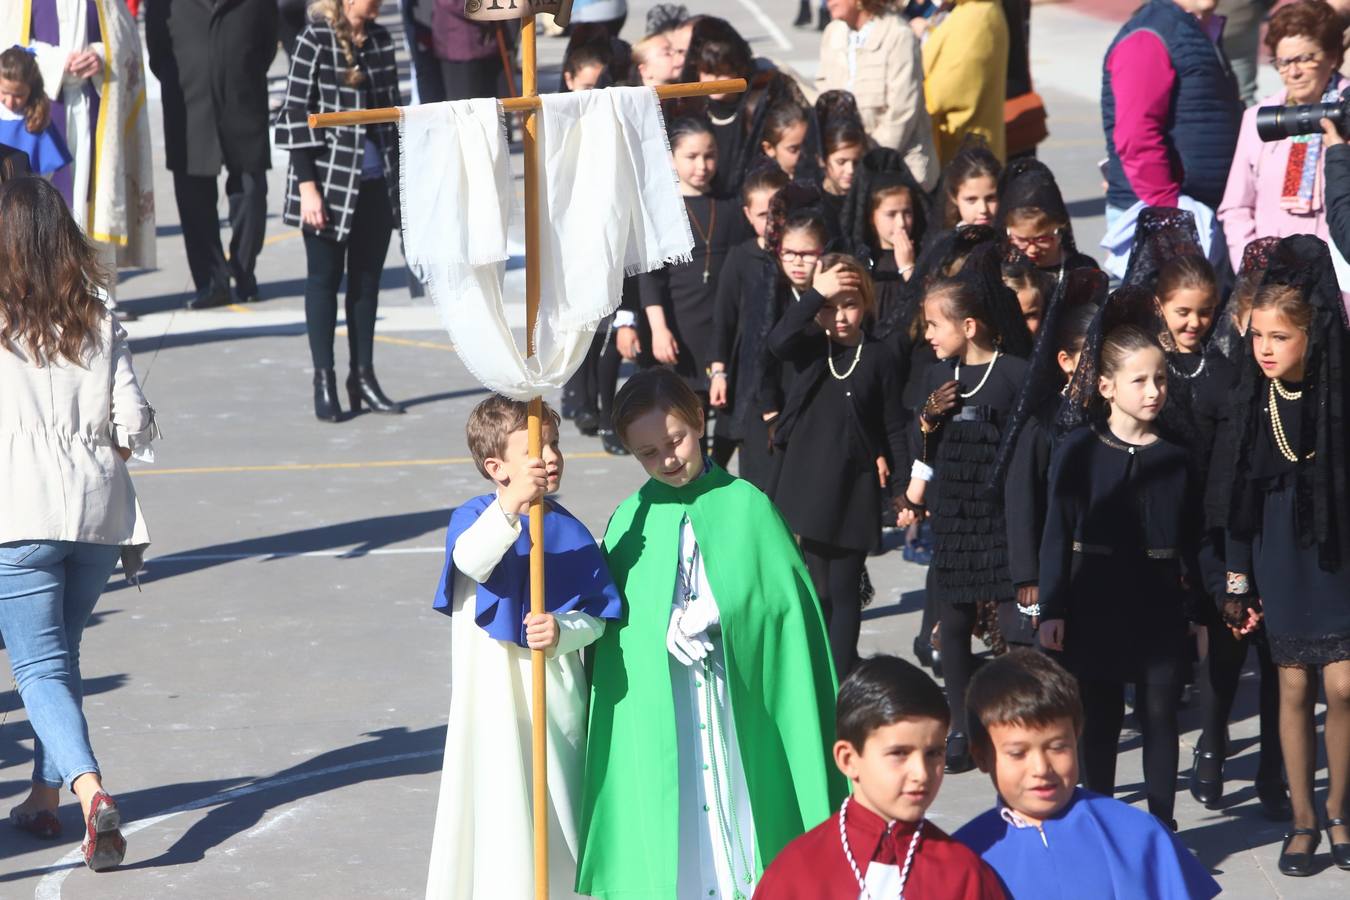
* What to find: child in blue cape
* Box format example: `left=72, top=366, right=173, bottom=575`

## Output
left=0, top=47, right=72, bottom=177
left=954, top=650, right=1220, bottom=900
left=424, top=396, right=623, bottom=900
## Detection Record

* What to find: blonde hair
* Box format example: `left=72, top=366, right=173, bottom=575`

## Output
left=307, top=0, right=365, bottom=87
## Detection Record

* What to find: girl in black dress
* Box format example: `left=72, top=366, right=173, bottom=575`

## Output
left=755, top=100, right=811, bottom=181
left=1039, top=312, right=1205, bottom=828
left=769, top=253, right=908, bottom=678
left=938, top=137, right=1001, bottom=229
left=709, top=166, right=790, bottom=471
left=897, top=242, right=1033, bottom=771
left=1213, top=236, right=1350, bottom=876
left=814, top=91, right=866, bottom=235
left=639, top=117, right=750, bottom=454
left=996, top=270, right=1106, bottom=646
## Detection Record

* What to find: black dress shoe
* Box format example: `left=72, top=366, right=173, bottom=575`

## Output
left=793, top=0, right=812, bottom=27
left=912, top=634, right=934, bottom=671
left=1277, top=827, right=1320, bottom=877
left=945, top=732, right=974, bottom=774
left=347, top=366, right=405, bottom=414
left=1189, top=747, right=1224, bottom=807
left=313, top=369, right=342, bottom=422
left=817, top=8, right=830, bottom=31
left=187, top=280, right=232, bottom=310
left=1327, top=818, right=1350, bottom=870
left=600, top=429, right=629, bottom=456
left=1256, top=777, right=1292, bottom=822
left=574, top=409, right=600, bottom=436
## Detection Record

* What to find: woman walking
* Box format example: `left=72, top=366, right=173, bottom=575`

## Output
left=0, top=177, right=155, bottom=871
left=275, top=0, right=405, bottom=422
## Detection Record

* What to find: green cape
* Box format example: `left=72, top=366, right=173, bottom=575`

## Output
left=576, top=463, right=845, bottom=898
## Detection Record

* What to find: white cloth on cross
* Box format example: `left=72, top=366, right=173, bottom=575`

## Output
left=399, top=87, right=693, bottom=400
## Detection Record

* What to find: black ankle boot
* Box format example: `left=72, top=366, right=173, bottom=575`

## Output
left=793, top=0, right=812, bottom=26
left=347, top=366, right=405, bottom=414
left=313, top=369, right=342, bottom=422
left=945, top=732, right=974, bottom=774
left=818, top=7, right=830, bottom=31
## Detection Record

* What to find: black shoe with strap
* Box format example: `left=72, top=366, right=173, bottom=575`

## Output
left=944, top=732, right=974, bottom=774
left=1328, top=817, right=1350, bottom=870
left=1189, top=746, right=1224, bottom=807
left=1277, top=827, right=1320, bottom=877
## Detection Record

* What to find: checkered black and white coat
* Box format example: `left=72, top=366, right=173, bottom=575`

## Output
left=273, top=20, right=403, bottom=242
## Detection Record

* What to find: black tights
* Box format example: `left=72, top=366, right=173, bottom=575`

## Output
left=1079, top=677, right=1181, bottom=823
left=939, top=601, right=978, bottom=736
left=800, top=538, right=866, bottom=680
left=1198, top=624, right=1282, bottom=782
left=1278, top=660, right=1350, bottom=849
left=302, top=181, right=393, bottom=371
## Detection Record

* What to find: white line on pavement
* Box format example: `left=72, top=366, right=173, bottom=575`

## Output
left=149, top=548, right=445, bottom=563
left=733, top=0, right=793, bottom=51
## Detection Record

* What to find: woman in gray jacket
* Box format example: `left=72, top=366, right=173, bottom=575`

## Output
left=0, top=177, right=155, bottom=872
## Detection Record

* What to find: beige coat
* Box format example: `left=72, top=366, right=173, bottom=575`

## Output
left=817, top=14, right=939, bottom=191
left=0, top=312, right=153, bottom=555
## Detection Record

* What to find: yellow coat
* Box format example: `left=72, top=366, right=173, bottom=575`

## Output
left=922, top=0, right=1010, bottom=165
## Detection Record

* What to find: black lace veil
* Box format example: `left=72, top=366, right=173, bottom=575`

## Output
left=1121, top=207, right=1204, bottom=291
left=839, top=147, right=930, bottom=268
left=997, top=157, right=1079, bottom=255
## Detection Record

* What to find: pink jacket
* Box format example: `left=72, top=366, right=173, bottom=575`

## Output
left=1218, top=80, right=1345, bottom=272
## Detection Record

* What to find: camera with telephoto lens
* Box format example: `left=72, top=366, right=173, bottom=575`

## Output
left=1256, top=91, right=1350, bottom=142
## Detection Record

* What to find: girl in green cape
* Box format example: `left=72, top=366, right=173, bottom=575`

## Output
left=576, top=367, right=845, bottom=899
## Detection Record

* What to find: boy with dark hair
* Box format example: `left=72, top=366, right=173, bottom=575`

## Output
left=425, top=395, right=623, bottom=899
left=955, top=649, right=1220, bottom=899
left=755, top=656, right=1005, bottom=899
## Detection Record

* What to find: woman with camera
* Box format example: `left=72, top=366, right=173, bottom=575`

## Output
left=1219, top=0, right=1347, bottom=276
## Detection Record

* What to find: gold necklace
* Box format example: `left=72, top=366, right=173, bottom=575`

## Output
left=1268, top=379, right=1313, bottom=463
left=686, top=197, right=716, bottom=284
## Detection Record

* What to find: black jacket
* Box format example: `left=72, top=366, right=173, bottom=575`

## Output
left=1325, top=143, right=1350, bottom=263
left=146, top=0, right=278, bottom=175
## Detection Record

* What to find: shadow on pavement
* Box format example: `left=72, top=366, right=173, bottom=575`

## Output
left=105, top=509, right=452, bottom=590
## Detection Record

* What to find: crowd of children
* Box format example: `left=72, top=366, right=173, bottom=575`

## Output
left=428, top=6, right=1350, bottom=899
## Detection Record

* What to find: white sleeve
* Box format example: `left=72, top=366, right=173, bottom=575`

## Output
left=549, top=611, right=607, bottom=658
left=451, top=499, right=522, bottom=583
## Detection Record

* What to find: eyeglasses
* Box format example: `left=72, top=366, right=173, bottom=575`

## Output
left=1273, top=52, right=1324, bottom=72
left=1006, top=230, right=1060, bottom=250
left=779, top=249, right=822, bottom=263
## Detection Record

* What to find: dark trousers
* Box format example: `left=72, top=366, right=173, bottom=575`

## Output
left=562, top=317, right=623, bottom=426
left=1079, top=676, right=1181, bottom=823
left=172, top=169, right=267, bottom=297
left=440, top=57, right=501, bottom=103
left=801, top=537, right=867, bottom=680
left=1199, top=623, right=1283, bottom=782
left=302, top=180, right=394, bottom=371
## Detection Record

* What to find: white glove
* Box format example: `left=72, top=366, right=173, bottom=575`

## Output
left=667, top=608, right=714, bottom=666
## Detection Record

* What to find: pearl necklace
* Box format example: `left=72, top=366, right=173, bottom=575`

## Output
left=1273, top=378, right=1302, bottom=401
left=828, top=334, right=864, bottom=380
left=954, top=349, right=1000, bottom=399
left=839, top=798, right=922, bottom=900
left=1268, top=379, right=1311, bottom=464
left=708, top=108, right=738, bottom=126
left=1167, top=353, right=1206, bottom=380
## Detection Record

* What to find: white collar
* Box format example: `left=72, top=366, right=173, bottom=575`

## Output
left=0, top=104, right=24, bottom=122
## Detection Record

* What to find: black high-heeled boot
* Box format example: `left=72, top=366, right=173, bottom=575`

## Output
left=347, top=366, right=405, bottom=414
left=793, top=0, right=812, bottom=27
left=313, top=369, right=342, bottom=422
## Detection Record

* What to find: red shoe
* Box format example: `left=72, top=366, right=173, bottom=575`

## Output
left=81, top=792, right=126, bottom=872
left=9, top=807, right=63, bottom=840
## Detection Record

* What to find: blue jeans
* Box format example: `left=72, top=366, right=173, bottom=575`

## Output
left=0, top=541, right=120, bottom=789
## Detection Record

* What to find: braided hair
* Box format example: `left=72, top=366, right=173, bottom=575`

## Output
left=308, top=0, right=365, bottom=87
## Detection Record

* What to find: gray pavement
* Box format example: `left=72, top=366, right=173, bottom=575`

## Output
left=0, top=2, right=1342, bottom=897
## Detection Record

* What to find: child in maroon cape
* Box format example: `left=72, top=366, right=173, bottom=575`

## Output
left=754, top=656, right=1005, bottom=899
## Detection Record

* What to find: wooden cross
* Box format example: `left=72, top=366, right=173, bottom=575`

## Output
left=310, top=9, right=745, bottom=898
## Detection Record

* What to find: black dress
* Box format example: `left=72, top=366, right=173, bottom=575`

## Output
left=770, top=291, right=909, bottom=552
left=637, top=194, right=748, bottom=389
left=919, top=354, right=1028, bottom=606
left=1039, top=426, right=1199, bottom=685
left=1229, top=385, right=1350, bottom=666
left=712, top=238, right=775, bottom=442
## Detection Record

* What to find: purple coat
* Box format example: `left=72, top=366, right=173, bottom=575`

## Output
left=432, top=0, right=497, bottom=62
